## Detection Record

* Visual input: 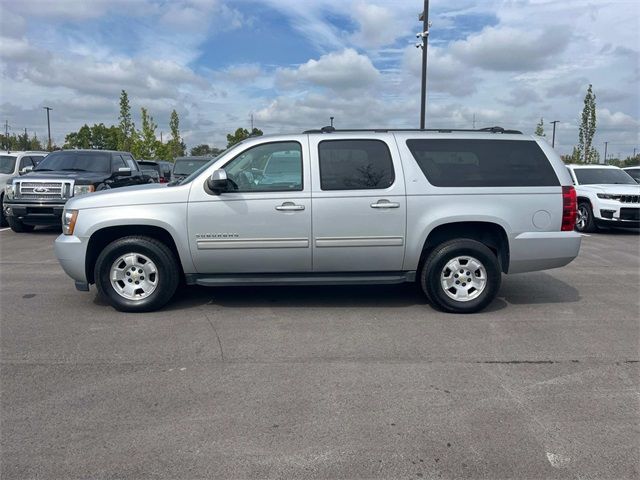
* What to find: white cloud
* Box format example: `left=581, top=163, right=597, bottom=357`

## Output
left=450, top=25, right=572, bottom=71
left=277, top=49, right=379, bottom=91
left=349, top=2, right=404, bottom=49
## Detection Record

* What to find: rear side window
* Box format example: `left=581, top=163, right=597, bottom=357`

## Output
left=319, top=139, right=394, bottom=190
left=405, top=139, right=559, bottom=187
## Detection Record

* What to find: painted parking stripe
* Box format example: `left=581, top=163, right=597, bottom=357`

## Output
left=0, top=227, right=10, bottom=232
left=580, top=233, right=591, bottom=237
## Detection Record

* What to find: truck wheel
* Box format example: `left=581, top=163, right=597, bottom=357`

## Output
left=575, top=201, right=597, bottom=233
left=7, top=215, right=35, bottom=233
left=420, top=239, right=501, bottom=314
left=95, top=236, right=180, bottom=312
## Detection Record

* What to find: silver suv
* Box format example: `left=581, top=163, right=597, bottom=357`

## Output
left=54, top=127, right=581, bottom=314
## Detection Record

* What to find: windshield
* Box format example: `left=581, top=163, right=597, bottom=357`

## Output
left=35, top=151, right=111, bottom=173
left=574, top=168, right=637, bottom=185
left=0, top=155, right=17, bottom=174
left=264, top=155, right=301, bottom=175
left=169, top=143, right=245, bottom=186
left=173, top=159, right=210, bottom=176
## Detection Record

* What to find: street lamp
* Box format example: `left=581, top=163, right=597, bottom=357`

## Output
left=43, top=106, right=52, bottom=151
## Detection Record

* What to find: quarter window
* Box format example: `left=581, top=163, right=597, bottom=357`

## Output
left=318, top=140, right=394, bottom=190
left=224, top=141, right=303, bottom=192
left=406, top=139, right=560, bottom=187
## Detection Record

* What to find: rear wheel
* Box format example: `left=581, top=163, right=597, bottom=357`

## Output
left=95, top=236, right=180, bottom=312
left=7, top=215, right=35, bottom=233
left=575, top=201, right=597, bottom=233
left=420, top=239, right=501, bottom=313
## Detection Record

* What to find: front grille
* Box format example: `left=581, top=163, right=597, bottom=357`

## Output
left=619, top=195, right=639, bottom=204
left=17, top=180, right=71, bottom=200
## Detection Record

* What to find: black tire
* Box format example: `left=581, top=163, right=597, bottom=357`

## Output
left=575, top=201, right=597, bottom=233
left=420, top=239, right=501, bottom=314
left=95, top=236, right=180, bottom=312
left=7, top=215, right=35, bottom=233
left=0, top=194, right=7, bottom=227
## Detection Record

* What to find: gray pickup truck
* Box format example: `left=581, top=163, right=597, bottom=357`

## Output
left=54, top=127, right=581, bottom=314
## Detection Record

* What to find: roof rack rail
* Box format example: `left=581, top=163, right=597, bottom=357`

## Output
left=302, top=126, right=523, bottom=134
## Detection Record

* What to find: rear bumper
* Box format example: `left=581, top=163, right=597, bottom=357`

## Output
left=54, top=233, right=89, bottom=284
left=508, top=231, right=581, bottom=274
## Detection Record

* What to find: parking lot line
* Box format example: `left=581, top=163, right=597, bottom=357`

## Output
left=580, top=233, right=591, bottom=237
left=0, top=227, right=11, bottom=232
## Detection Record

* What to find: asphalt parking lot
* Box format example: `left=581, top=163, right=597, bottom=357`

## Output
left=1, top=227, right=638, bottom=479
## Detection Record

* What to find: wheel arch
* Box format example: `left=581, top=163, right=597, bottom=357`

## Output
left=85, top=225, right=185, bottom=284
left=417, top=221, right=510, bottom=274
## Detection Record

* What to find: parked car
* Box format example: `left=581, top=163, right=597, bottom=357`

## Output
left=623, top=166, right=640, bottom=183
left=171, top=156, right=211, bottom=182
left=138, top=160, right=172, bottom=183
left=54, top=126, right=581, bottom=314
left=137, top=161, right=161, bottom=183
left=566, top=164, right=640, bottom=232
left=0, top=151, right=48, bottom=226
left=3, top=149, right=149, bottom=232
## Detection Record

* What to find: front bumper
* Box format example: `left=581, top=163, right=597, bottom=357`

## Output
left=594, top=199, right=639, bottom=227
left=508, top=231, right=582, bottom=274
left=54, top=233, right=89, bottom=286
left=3, top=201, right=66, bottom=226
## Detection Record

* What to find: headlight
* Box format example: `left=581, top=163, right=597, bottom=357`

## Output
left=73, top=184, right=95, bottom=196
left=62, top=209, right=79, bottom=235
left=596, top=193, right=621, bottom=200
left=4, top=183, right=16, bottom=200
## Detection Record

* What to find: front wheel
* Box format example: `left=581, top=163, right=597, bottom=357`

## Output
left=575, top=202, right=597, bottom=233
left=7, top=215, right=35, bottom=233
left=420, top=239, right=501, bottom=314
left=94, top=236, right=180, bottom=312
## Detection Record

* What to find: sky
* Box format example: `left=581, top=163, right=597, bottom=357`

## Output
left=0, top=0, right=638, bottom=158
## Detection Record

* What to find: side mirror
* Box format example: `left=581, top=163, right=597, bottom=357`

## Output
left=114, top=167, right=131, bottom=177
left=19, top=166, right=33, bottom=175
left=207, top=169, right=229, bottom=193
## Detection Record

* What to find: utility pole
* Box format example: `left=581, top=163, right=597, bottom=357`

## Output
left=43, top=106, right=52, bottom=151
left=3, top=120, right=9, bottom=150
left=550, top=120, right=559, bottom=148
left=417, top=0, right=430, bottom=129
left=603, top=141, right=608, bottom=164
left=250, top=113, right=254, bottom=130
left=24, top=128, right=28, bottom=150
left=330, top=116, right=334, bottom=127
left=633, top=147, right=636, bottom=157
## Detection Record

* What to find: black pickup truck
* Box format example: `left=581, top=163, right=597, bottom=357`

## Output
left=2, top=149, right=150, bottom=232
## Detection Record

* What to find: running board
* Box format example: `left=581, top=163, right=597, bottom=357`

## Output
left=185, top=271, right=416, bottom=287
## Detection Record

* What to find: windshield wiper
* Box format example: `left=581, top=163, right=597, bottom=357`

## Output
left=34, top=168, right=52, bottom=171
left=61, top=168, right=88, bottom=172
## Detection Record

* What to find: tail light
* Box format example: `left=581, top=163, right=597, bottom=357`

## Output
left=159, top=177, right=168, bottom=183
left=561, top=185, right=577, bottom=231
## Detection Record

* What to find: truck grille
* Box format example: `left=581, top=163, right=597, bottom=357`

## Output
left=619, top=195, right=639, bottom=204
left=17, top=181, right=72, bottom=200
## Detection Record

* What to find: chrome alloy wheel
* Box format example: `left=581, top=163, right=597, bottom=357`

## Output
left=440, top=256, right=487, bottom=302
left=576, top=204, right=588, bottom=230
left=110, top=253, right=158, bottom=300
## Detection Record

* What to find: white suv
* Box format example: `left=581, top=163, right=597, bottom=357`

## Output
left=566, top=164, right=640, bottom=232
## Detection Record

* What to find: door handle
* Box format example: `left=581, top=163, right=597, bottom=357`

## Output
left=370, top=200, right=400, bottom=209
left=275, top=202, right=305, bottom=211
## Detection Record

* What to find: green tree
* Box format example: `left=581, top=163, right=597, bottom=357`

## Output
left=168, top=109, right=185, bottom=159
left=226, top=127, right=263, bottom=148
left=29, top=133, right=43, bottom=151
left=117, top=90, right=135, bottom=152
left=190, top=144, right=223, bottom=156
left=576, top=84, right=598, bottom=163
left=132, top=107, right=158, bottom=159
left=154, top=141, right=171, bottom=161
left=535, top=118, right=545, bottom=137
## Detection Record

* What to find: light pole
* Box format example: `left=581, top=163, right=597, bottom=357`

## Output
left=603, top=141, right=608, bottom=164
left=43, top=106, right=52, bottom=151
left=330, top=116, right=334, bottom=127
left=417, top=0, right=430, bottom=129
left=550, top=120, right=559, bottom=148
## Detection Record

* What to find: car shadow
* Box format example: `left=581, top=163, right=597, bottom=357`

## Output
left=156, top=271, right=579, bottom=312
